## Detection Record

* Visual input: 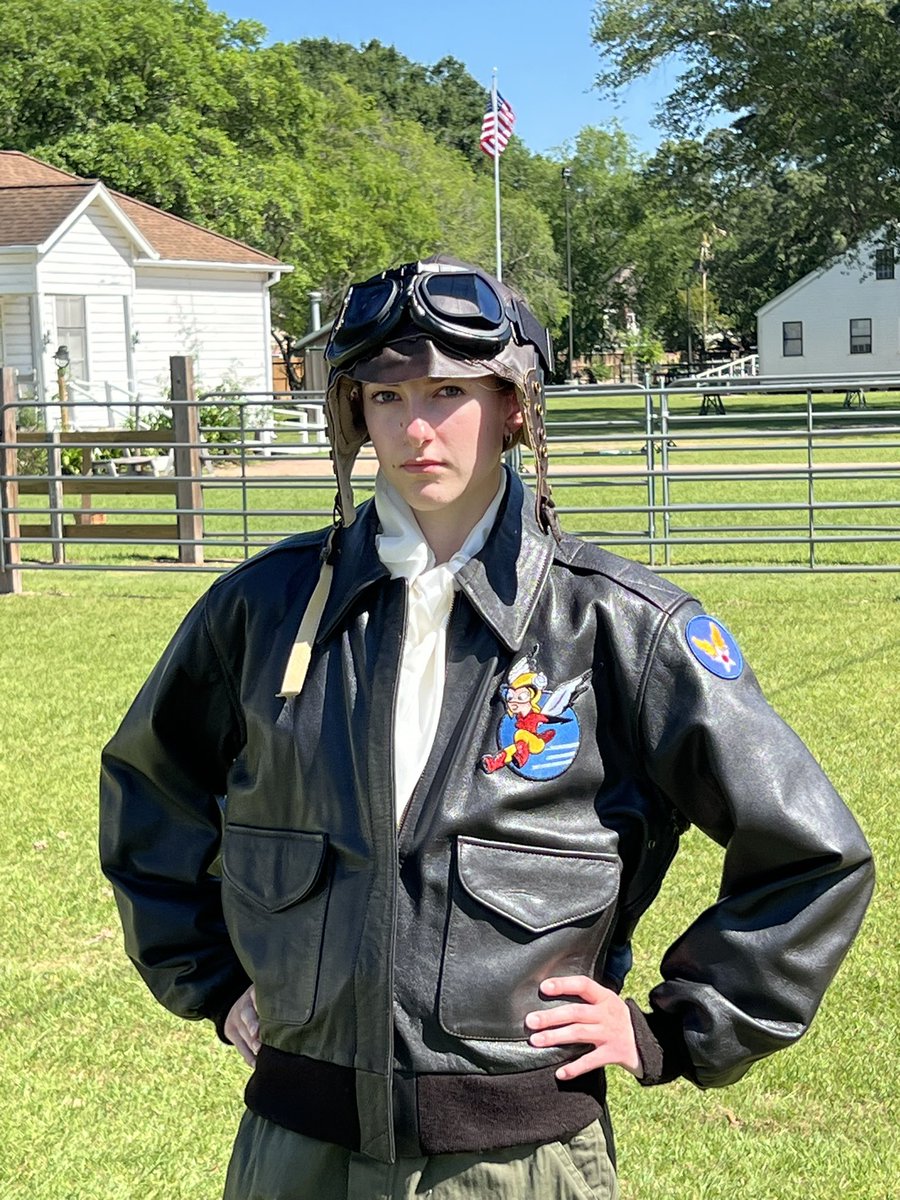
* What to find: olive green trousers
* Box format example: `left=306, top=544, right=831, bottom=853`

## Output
left=223, top=1110, right=618, bottom=1200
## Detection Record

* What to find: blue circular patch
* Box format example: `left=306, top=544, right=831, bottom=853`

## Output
left=498, top=700, right=581, bottom=780
left=685, top=615, right=744, bottom=680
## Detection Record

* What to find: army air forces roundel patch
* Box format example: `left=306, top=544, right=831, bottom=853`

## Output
left=686, top=615, right=744, bottom=680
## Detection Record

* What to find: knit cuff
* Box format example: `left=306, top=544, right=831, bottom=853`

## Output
left=625, top=999, right=694, bottom=1086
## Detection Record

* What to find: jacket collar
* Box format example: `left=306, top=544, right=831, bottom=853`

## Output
left=454, top=469, right=554, bottom=652
left=317, top=499, right=389, bottom=643
left=317, top=468, right=554, bottom=652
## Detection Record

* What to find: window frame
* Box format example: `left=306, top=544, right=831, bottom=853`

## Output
left=54, top=295, right=89, bottom=381
left=849, top=317, right=872, bottom=355
left=875, top=248, right=895, bottom=280
left=782, top=320, right=803, bottom=357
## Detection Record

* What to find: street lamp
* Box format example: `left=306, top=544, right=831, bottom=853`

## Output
left=561, top=166, right=575, bottom=382
left=53, top=345, right=71, bottom=431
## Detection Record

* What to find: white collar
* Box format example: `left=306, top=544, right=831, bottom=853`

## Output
left=374, top=471, right=506, bottom=585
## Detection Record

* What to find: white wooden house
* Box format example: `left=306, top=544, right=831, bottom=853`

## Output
left=0, top=151, right=290, bottom=425
left=757, top=238, right=900, bottom=376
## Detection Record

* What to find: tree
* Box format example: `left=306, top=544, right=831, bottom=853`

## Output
left=0, top=0, right=263, bottom=150
left=292, top=39, right=487, bottom=166
left=641, top=133, right=852, bottom=340
left=0, top=0, right=563, bottom=345
left=531, top=127, right=706, bottom=361
left=592, top=0, right=900, bottom=252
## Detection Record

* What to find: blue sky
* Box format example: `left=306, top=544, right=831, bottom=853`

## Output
left=217, top=0, right=679, bottom=157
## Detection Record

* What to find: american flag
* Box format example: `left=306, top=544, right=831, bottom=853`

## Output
left=480, top=92, right=516, bottom=158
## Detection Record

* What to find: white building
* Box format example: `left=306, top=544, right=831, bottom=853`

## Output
left=757, top=239, right=900, bottom=376
left=0, top=151, right=290, bottom=424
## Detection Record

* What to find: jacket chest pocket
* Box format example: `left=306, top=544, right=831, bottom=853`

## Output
left=221, top=825, right=330, bottom=1027
left=438, top=836, right=621, bottom=1041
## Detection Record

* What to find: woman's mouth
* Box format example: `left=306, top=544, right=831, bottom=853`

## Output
left=400, top=459, right=444, bottom=472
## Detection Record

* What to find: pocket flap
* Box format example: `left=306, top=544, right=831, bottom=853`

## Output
left=222, top=825, right=328, bottom=913
left=456, top=836, right=620, bottom=934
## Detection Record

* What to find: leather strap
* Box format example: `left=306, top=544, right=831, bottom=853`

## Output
left=277, top=536, right=335, bottom=698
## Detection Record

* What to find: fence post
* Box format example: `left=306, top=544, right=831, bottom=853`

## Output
left=47, top=431, right=66, bottom=564
left=170, top=356, right=204, bottom=566
left=644, top=386, right=657, bottom=568
left=1, top=368, right=22, bottom=594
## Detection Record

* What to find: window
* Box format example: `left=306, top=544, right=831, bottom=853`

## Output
left=875, top=248, right=895, bottom=280
left=850, top=318, right=872, bottom=354
left=54, top=296, right=88, bottom=380
left=782, top=321, right=803, bottom=356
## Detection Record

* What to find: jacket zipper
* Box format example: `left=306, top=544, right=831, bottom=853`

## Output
left=381, top=582, right=409, bottom=1161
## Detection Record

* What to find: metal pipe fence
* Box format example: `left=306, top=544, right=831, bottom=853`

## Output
left=3, top=359, right=900, bottom=592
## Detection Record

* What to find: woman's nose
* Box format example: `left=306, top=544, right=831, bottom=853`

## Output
left=405, top=415, right=433, bottom=445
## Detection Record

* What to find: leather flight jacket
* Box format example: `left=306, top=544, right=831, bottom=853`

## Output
left=100, top=470, right=873, bottom=1164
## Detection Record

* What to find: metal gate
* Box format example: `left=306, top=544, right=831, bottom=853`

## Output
left=3, top=361, right=900, bottom=593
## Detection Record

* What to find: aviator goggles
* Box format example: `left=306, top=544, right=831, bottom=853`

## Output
left=325, top=261, right=553, bottom=375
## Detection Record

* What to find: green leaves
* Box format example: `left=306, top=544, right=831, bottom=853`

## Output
left=593, top=0, right=900, bottom=332
left=3, top=1, right=564, bottom=340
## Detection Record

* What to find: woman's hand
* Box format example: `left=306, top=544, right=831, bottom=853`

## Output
left=525, top=975, right=642, bottom=1080
left=224, top=984, right=260, bottom=1067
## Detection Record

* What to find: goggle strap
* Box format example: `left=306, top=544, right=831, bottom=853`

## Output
left=512, top=300, right=553, bottom=374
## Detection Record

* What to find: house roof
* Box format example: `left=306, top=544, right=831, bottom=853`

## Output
left=0, top=150, right=285, bottom=268
left=0, top=183, right=95, bottom=247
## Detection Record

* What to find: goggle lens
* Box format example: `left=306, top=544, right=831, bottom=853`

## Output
left=421, top=274, right=504, bottom=326
left=341, top=279, right=397, bottom=329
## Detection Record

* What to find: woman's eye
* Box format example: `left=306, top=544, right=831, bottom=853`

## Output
left=369, top=389, right=399, bottom=405
left=437, top=385, right=464, bottom=398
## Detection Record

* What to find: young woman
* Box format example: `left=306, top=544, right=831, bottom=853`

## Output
left=101, top=257, right=872, bottom=1200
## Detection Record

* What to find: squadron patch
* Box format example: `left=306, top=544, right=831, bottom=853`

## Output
left=686, top=615, right=744, bottom=680
left=481, top=645, right=590, bottom=780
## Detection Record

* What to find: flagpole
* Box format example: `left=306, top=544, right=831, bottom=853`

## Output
left=491, top=68, right=502, bottom=281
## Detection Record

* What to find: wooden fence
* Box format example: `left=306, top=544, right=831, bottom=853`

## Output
left=1, top=357, right=203, bottom=593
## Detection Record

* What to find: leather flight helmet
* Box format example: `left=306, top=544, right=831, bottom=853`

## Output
left=324, top=255, right=560, bottom=537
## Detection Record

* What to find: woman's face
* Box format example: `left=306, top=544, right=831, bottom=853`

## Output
left=361, top=373, right=521, bottom=540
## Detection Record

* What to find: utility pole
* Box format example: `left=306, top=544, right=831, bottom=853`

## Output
left=699, top=232, right=711, bottom=351
left=561, top=167, right=575, bottom=381
left=686, top=281, right=693, bottom=369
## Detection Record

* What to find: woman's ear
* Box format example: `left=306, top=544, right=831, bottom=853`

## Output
left=505, top=404, right=524, bottom=436
left=349, top=384, right=368, bottom=436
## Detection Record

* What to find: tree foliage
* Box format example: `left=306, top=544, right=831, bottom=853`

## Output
left=538, top=128, right=710, bottom=360
left=0, top=0, right=565, bottom=337
left=3, top=0, right=732, bottom=359
left=593, top=0, right=900, bottom=333
left=292, top=39, right=488, bottom=167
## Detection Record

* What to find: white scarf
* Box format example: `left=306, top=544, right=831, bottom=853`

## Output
left=374, top=471, right=506, bottom=821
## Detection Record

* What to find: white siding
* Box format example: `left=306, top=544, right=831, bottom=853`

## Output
left=38, top=204, right=134, bottom=294
left=758, top=244, right=900, bottom=375
left=0, top=252, right=36, bottom=294
left=133, top=268, right=271, bottom=401
left=0, top=295, right=35, bottom=373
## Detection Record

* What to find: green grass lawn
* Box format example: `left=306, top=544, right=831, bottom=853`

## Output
left=1, top=567, right=896, bottom=1199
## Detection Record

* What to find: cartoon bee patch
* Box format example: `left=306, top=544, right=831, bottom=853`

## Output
left=481, top=646, right=590, bottom=780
